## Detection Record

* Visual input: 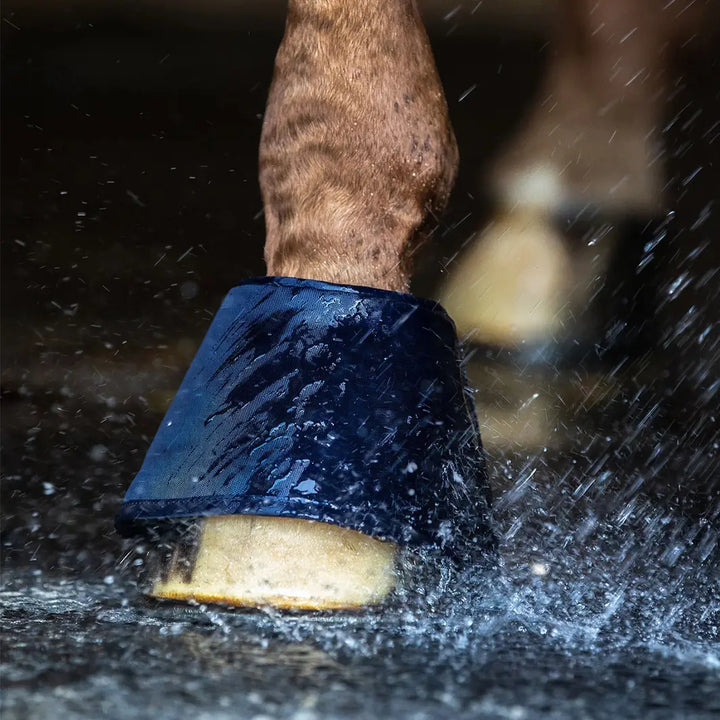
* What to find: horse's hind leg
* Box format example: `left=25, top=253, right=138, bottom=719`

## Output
left=440, top=0, right=672, bottom=350
left=149, top=0, right=459, bottom=609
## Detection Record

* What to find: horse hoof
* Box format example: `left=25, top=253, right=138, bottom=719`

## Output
left=149, top=515, right=396, bottom=610
left=438, top=208, right=574, bottom=349
left=439, top=206, right=661, bottom=366
left=117, top=277, right=494, bottom=610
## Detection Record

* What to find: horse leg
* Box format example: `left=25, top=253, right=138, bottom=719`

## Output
left=440, top=0, right=672, bottom=349
left=149, top=0, right=459, bottom=609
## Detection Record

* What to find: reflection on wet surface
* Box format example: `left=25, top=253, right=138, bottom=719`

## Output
left=3, top=9, right=720, bottom=720
left=3, top=338, right=719, bottom=718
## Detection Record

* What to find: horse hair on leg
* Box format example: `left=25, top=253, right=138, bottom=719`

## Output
left=261, top=0, right=458, bottom=292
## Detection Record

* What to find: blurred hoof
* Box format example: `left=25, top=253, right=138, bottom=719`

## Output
left=438, top=209, right=573, bottom=348
left=150, top=515, right=397, bottom=610
left=467, top=362, right=559, bottom=451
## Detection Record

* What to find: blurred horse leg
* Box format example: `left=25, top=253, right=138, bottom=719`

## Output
left=440, top=0, right=700, bottom=350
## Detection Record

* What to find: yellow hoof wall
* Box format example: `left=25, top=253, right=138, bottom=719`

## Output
left=439, top=209, right=573, bottom=347
left=149, top=515, right=397, bottom=610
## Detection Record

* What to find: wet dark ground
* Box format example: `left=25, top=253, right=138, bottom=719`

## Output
left=2, top=7, right=720, bottom=719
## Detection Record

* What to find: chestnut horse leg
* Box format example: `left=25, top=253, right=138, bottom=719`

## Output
left=150, top=0, right=458, bottom=609
left=440, top=0, right=671, bottom=348
left=261, top=0, right=457, bottom=291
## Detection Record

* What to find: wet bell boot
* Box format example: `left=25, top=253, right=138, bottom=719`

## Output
left=116, top=277, right=493, bottom=609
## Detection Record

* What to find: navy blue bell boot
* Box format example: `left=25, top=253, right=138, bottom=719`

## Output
left=116, top=277, right=493, bottom=601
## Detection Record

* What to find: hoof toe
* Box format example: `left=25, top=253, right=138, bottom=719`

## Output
left=149, top=515, right=397, bottom=610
